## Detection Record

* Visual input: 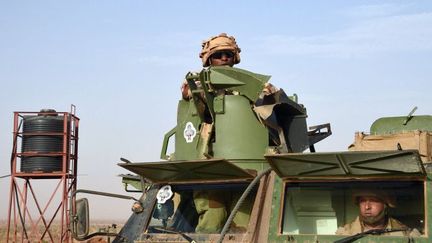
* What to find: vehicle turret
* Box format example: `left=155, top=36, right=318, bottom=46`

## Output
left=160, top=66, right=330, bottom=171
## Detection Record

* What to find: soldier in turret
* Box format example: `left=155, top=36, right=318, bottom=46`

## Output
left=181, top=33, right=277, bottom=100
left=182, top=33, right=244, bottom=233
left=183, top=33, right=277, bottom=233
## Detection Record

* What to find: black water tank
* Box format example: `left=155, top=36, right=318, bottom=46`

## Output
left=21, top=109, right=67, bottom=173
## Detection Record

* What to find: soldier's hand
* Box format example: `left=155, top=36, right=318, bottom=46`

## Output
left=262, top=83, right=278, bottom=96
left=181, top=80, right=191, bottom=100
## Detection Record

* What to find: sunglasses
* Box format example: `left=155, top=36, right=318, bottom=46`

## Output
left=211, top=51, right=234, bottom=59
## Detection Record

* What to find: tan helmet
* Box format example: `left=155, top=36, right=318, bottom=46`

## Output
left=199, top=33, right=241, bottom=67
left=352, top=189, right=396, bottom=208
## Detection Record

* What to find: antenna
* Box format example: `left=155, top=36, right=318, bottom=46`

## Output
left=403, top=106, right=417, bottom=125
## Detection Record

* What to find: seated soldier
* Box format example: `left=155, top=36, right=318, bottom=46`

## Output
left=336, top=189, right=420, bottom=236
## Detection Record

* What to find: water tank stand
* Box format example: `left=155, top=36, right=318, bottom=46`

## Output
left=6, top=109, right=80, bottom=243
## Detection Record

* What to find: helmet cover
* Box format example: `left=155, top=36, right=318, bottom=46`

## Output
left=199, top=33, right=241, bottom=67
left=352, top=189, right=396, bottom=208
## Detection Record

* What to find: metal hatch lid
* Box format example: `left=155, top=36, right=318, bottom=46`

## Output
left=206, top=66, right=270, bottom=102
left=118, top=158, right=257, bottom=184
left=265, top=150, right=426, bottom=179
left=371, top=115, right=432, bottom=134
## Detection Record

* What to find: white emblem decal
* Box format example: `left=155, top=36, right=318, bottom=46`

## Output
left=156, top=185, right=173, bottom=204
left=183, top=122, right=196, bottom=143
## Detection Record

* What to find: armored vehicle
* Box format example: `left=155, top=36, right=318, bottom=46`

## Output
left=71, top=67, right=431, bottom=243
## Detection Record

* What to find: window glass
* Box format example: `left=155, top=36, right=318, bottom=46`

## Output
left=282, top=181, right=424, bottom=235
left=148, top=183, right=257, bottom=234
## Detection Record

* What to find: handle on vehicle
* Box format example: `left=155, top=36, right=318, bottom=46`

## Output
left=160, top=126, right=176, bottom=160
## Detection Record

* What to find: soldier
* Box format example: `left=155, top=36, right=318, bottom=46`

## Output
left=199, top=32, right=240, bottom=67
left=186, top=33, right=272, bottom=233
left=181, top=33, right=277, bottom=100
left=336, top=189, right=420, bottom=236
left=183, top=33, right=241, bottom=233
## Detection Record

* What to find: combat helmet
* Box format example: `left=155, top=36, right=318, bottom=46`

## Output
left=352, top=189, right=396, bottom=208
left=199, top=33, right=241, bottom=67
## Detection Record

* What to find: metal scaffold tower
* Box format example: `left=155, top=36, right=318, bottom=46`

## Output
left=7, top=106, right=79, bottom=243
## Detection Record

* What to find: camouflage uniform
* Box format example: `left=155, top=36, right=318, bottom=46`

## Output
left=193, top=190, right=227, bottom=233
left=193, top=190, right=254, bottom=233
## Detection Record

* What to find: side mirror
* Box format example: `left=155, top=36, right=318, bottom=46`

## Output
left=74, top=198, right=89, bottom=238
left=70, top=189, right=140, bottom=241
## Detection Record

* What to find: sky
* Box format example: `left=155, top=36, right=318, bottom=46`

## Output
left=0, top=1, right=431, bottom=221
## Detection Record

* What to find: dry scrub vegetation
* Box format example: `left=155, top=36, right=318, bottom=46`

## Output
left=0, top=220, right=124, bottom=242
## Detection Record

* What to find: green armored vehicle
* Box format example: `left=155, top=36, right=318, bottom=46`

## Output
left=71, top=67, right=431, bottom=243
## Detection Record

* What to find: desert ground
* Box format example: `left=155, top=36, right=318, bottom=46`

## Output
left=0, top=219, right=124, bottom=242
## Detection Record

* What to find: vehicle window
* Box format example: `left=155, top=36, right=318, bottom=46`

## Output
left=281, top=181, right=424, bottom=235
left=148, top=183, right=257, bottom=234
